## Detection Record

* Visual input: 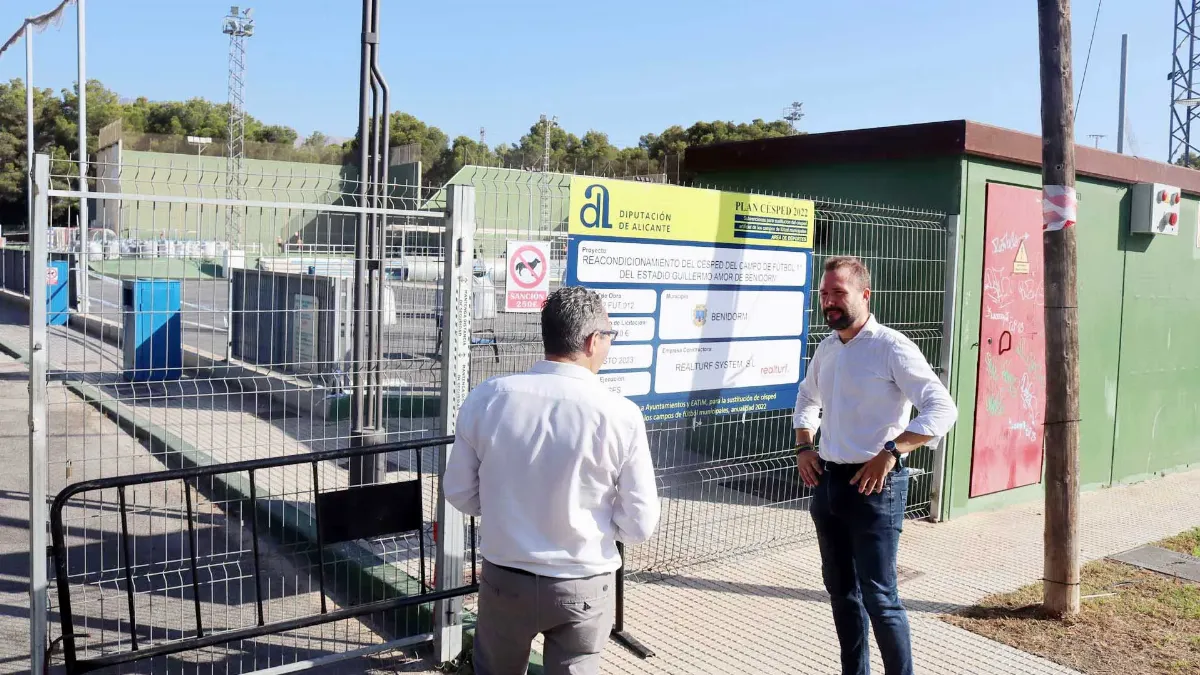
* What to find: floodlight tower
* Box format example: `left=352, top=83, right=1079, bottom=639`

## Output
left=223, top=6, right=254, bottom=243
left=539, top=114, right=557, bottom=231
left=1169, top=0, right=1200, bottom=166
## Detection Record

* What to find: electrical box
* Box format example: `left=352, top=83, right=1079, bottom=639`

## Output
left=1131, top=182, right=1182, bottom=236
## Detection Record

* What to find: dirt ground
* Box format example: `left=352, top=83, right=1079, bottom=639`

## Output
left=944, top=528, right=1200, bottom=675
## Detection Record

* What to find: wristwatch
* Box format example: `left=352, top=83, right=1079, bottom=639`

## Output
left=884, top=440, right=902, bottom=463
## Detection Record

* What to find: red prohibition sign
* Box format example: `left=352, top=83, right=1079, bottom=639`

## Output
left=510, top=244, right=547, bottom=289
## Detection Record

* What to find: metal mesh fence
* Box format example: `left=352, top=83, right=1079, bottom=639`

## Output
left=22, top=155, right=480, bottom=674
left=19, top=154, right=951, bottom=671
left=629, top=191, right=951, bottom=574
left=463, top=177, right=951, bottom=576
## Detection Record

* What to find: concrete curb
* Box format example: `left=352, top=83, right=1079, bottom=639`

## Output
left=0, top=286, right=440, bottom=423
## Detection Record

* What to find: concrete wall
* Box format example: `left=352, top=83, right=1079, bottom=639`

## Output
left=103, top=148, right=423, bottom=252
left=432, top=166, right=572, bottom=268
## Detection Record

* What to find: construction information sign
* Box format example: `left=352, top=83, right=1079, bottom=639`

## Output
left=505, top=240, right=551, bottom=312
left=566, top=177, right=815, bottom=422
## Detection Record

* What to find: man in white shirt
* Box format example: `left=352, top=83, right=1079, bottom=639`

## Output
left=793, top=256, right=958, bottom=675
left=444, top=285, right=660, bottom=675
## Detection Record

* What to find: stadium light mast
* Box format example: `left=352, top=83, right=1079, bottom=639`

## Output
left=539, top=114, right=557, bottom=232
left=222, top=6, right=254, bottom=244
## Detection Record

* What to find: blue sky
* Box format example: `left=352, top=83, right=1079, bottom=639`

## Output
left=0, top=0, right=1177, bottom=160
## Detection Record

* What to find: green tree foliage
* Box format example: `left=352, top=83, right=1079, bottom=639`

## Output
left=1173, top=152, right=1200, bottom=169
left=0, top=74, right=802, bottom=224
left=0, top=78, right=78, bottom=226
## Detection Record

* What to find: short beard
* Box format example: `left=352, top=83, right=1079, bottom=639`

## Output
left=824, top=309, right=855, bottom=331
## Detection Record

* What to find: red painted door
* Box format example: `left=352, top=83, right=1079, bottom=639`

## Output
left=969, top=184, right=1047, bottom=497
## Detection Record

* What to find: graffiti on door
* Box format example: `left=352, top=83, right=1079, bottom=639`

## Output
left=969, top=184, right=1047, bottom=498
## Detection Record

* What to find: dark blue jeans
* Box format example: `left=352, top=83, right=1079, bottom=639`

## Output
left=810, top=460, right=912, bottom=675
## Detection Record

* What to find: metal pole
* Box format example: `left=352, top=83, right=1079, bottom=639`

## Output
left=1117, top=33, right=1128, bottom=154
left=349, top=0, right=387, bottom=486
left=29, top=154, right=50, bottom=675
left=77, top=0, right=89, bottom=313
left=610, top=542, right=654, bottom=657
left=929, top=214, right=961, bottom=523
left=365, top=69, right=379, bottom=430
left=25, top=24, right=33, bottom=229
left=196, top=142, right=202, bottom=249
left=435, top=184, right=473, bottom=663
left=369, top=0, right=391, bottom=434
left=351, top=0, right=373, bottom=440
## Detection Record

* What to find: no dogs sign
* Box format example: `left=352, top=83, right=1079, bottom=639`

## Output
left=505, top=241, right=551, bottom=312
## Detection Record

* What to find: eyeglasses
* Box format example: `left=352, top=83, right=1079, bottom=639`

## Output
left=594, top=329, right=618, bottom=339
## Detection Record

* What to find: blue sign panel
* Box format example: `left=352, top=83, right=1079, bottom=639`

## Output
left=565, top=178, right=815, bottom=424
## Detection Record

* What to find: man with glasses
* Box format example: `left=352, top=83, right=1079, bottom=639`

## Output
left=444, top=285, right=660, bottom=675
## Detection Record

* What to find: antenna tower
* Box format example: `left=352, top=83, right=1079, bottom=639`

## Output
left=223, top=6, right=254, bottom=242
left=1169, top=0, right=1200, bottom=165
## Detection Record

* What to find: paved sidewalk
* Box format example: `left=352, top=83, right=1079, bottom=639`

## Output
left=597, top=467, right=1200, bottom=675
left=350, top=467, right=1200, bottom=675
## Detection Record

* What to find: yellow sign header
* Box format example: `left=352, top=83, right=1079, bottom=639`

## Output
left=568, top=177, right=814, bottom=249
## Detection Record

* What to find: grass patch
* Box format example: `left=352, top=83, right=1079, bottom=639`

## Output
left=1159, top=527, right=1200, bottom=558
left=944, top=528, right=1200, bottom=674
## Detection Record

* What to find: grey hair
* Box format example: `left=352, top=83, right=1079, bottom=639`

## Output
left=541, top=286, right=609, bottom=356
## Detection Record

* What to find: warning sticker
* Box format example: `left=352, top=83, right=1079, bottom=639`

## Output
left=505, top=240, right=551, bottom=312
left=1013, top=240, right=1030, bottom=275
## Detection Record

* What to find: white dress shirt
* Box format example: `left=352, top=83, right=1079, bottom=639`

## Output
left=443, top=360, right=660, bottom=578
left=793, top=315, right=958, bottom=464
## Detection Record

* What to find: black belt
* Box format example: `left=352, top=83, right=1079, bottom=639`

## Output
left=819, top=458, right=904, bottom=473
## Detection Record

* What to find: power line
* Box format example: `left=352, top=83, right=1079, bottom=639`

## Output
left=1074, top=0, right=1103, bottom=122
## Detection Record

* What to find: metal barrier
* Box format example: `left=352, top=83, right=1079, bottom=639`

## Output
left=23, top=152, right=477, bottom=674
left=48, top=435, right=477, bottom=675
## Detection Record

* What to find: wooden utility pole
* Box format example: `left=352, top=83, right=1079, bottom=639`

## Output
left=1038, top=0, right=1081, bottom=617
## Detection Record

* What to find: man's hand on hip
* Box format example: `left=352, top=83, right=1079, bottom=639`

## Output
left=850, top=451, right=896, bottom=495
left=796, top=449, right=822, bottom=487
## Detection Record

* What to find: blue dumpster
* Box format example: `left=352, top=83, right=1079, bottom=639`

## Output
left=122, top=279, right=182, bottom=382
left=47, top=260, right=69, bottom=326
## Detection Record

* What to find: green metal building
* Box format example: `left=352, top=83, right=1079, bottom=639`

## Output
left=686, top=120, right=1200, bottom=520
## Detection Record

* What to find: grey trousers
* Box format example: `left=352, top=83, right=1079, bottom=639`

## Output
left=473, top=560, right=615, bottom=675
